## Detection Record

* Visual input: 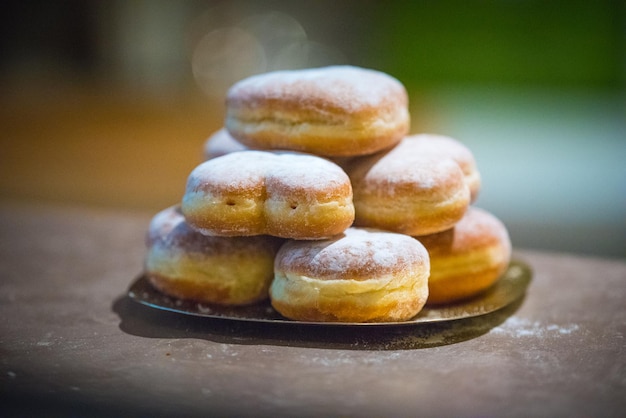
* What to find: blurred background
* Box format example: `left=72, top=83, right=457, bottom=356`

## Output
left=1, top=0, right=624, bottom=258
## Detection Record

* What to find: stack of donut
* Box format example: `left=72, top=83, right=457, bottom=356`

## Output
left=144, top=65, right=512, bottom=323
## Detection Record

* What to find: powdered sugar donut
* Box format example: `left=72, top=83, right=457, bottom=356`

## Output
left=400, top=134, right=481, bottom=202
left=225, top=66, right=410, bottom=157
left=416, top=207, right=512, bottom=305
left=144, top=206, right=283, bottom=305
left=270, top=227, right=430, bottom=322
left=346, top=148, right=470, bottom=236
left=182, top=150, right=355, bottom=239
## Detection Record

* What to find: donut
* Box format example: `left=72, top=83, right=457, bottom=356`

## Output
left=270, top=227, right=430, bottom=322
left=144, top=206, right=284, bottom=305
left=345, top=148, right=471, bottom=236
left=225, top=65, right=410, bottom=157
left=203, top=128, right=248, bottom=160
left=400, top=134, right=481, bottom=202
left=416, top=207, right=512, bottom=305
left=182, top=150, right=355, bottom=239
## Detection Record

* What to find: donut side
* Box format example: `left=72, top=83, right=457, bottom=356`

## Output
left=144, top=206, right=284, bottom=305
left=225, top=66, right=410, bottom=157
left=416, top=207, right=512, bottom=304
left=270, top=228, right=430, bottom=322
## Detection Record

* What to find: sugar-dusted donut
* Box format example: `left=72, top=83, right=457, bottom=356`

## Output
left=144, top=206, right=284, bottom=305
left=400, top=134, right=481, bottom=202
left=182, top=150, right=355, bottom=239
left=203, top=128, right=248, bottom=160
left=416, top=207, right=512, bottom=304
left=345, top=147, right=470, bottom=236
left=225, top=65, right=410, bottom=157
left=270, top=227, right=430, bottom=322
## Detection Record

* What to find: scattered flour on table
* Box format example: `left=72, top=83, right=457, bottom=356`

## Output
left=492, top=316, right=580, bottom=338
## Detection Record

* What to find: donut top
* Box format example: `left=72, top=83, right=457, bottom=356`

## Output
left=226, top=65, right=408, bottom=116
left=276, top=228, right=429, bottom=280
left=203, top=128, right=248, bottom=160
left=349, top=153, right=466, bottom=198
left=146, top=205, right=182, bottom=246
left=185, top=150, right=352, bottom=201
left=401, top=134, right=477, bottom=173
left=146, top=206, right=282, bottom=255
left=417, top=207, right=511, bottom=253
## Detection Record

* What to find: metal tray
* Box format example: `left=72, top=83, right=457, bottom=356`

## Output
left=128, top=259, right=531, bottom=326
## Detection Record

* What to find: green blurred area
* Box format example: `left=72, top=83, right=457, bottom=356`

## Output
left=371, top=0, right=622, bottom=89
left=1, top=0, right=623, bottom=91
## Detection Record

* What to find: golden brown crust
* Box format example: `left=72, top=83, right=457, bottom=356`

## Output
left=144, top=206, right=284, bottom=305
left=346, top=146, right=470, bottom=236
left=225, top=66, right=410, bottom=157
left=416, top=207, right=512, bottom=304
left=270, top=228, right=430, bottom=322
left=182, top=150, right=355, bottom=239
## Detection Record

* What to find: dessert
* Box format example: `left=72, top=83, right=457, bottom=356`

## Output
left=346, top=150, right=470, bottom=236
left=145, top=206, right=283, bottom=305
left=270, top=227, right=430, bottom=322
left=225, top=65, right=410, bottom=157
left=417, top=207, right=512, bottom=304
left=182, top=150, right=355, bottom=239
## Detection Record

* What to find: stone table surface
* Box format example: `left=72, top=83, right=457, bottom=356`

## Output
left=1, top=201, right=625, bottom=417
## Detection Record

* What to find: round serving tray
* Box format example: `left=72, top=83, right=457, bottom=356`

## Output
left=128, top=259, right=531, bottom=327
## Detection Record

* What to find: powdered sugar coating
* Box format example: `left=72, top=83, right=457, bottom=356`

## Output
left=203, top=128, right=248, bottom=160
left=227, top=65, right=407, bottom=113
left=355, top=154, right=466, bottom=198
left=402, top=134, right=476, bottom=166
left=276, top=227, right=429, bottom=280
left=399, top=134, right=481, bottom=201
left=186, top=150, right=351, bottom=198
left=186, top=151, right=272, bottom=193
left=146, top=206, right=282, bottom=256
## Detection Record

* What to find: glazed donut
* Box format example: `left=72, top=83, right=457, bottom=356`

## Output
left=400, top=134, right=481, bottom=202
left=144, top=206, right=283, bottom=305
left=270, top=227, right=430, bottom=322
left=182, top=150, right=355, bottom=240
left=345, top=148, right=471, bottom=236
left=225, top=65, right=410, bottom=157
left=416, top=207, right=512, bottom=305
left=203, top=128, right=248, bottom=160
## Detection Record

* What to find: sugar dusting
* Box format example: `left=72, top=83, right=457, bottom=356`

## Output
left=277, top=227, right=429, bottom=277
left=228, top=65, right=406, bottom=111
left=491, top=316, right=580, bottom=338
left=187, top=150, right=349, bottom=193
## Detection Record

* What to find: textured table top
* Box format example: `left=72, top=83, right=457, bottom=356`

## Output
left=1, top=201, right=625, bottom=417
